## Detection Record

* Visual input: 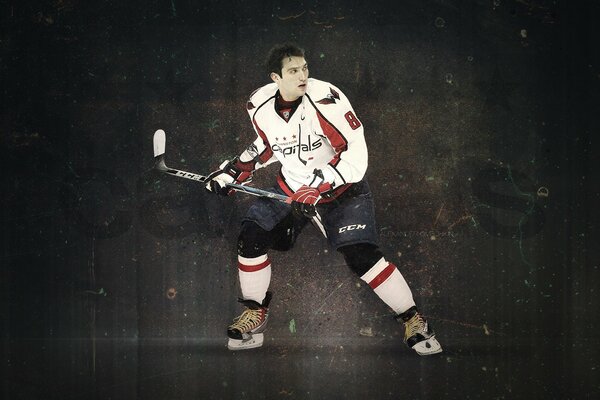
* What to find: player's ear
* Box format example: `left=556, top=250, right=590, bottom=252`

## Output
left=270, top=72, right=281, bottom=83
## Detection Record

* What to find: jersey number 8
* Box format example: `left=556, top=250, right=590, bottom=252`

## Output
left=344, top=111, right=362, bottom=130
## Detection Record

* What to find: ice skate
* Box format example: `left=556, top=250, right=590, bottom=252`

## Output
left=227, top=292, right=272, bottom=350
left=397, top=306, right=442, bottom=356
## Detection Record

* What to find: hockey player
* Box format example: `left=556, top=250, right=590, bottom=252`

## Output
left=205, top=43, right=442, bottom=355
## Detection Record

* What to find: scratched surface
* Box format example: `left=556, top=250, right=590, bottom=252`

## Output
left=2, top=0, right=599, bottom=399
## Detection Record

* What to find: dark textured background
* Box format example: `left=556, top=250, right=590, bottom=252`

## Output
left=2, top=0, right=599, bottom=399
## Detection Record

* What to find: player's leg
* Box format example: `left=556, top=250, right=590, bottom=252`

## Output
left=236, top=207, right=306, bottom=304
left=337, top=243, right=441, bottom=355
left=227, top=189, right=304, bottom=350
left=337, top=243, right=416, bottom=313
left=324, top=181, right=442, bottom=355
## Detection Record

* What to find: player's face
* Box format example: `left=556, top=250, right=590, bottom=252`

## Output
left=271, top=56, right=309, bottom=101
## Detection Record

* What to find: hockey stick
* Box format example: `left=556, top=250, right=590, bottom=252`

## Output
left=153, top=129, right=289, bottom=202
left=153, top=129, right=328, bottom=237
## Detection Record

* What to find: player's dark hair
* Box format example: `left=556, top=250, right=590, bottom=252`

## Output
left=266, top=43, right=305, bottom=77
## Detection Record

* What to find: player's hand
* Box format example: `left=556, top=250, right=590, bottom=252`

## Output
left=205, top=158, right=253, bottom=196
left=290, top=182, right=332, bottom=217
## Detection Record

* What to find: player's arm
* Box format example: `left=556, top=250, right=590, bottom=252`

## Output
left=204, top=136, right=276, bottom=196
left=290, top=87, right=367, bottom=214
left=311, top=86, right=368, bottom=188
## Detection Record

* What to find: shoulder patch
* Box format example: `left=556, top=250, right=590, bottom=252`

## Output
left=316, top=87, right=341, bottom=105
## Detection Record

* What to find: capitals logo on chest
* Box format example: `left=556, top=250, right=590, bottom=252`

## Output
left=271, top=128, right=322, bottom=159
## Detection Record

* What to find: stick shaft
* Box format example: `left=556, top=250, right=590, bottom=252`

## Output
left=152, top=130, right=326, bottom=237
left=225, top=183, right=290, bottom=202
left=155, top=155, right=290, bottom=202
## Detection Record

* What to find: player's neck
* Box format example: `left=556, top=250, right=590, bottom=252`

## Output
left=277, top=95, right=301, bottom=107
left=279, top=91, right=301, bottom=102
left=276, top=93, right=302, bottom=122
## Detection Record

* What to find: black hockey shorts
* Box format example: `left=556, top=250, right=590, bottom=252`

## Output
left=242, top=180, right=378, bottom=250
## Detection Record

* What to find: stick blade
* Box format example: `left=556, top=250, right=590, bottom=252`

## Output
left=153, top=129, right=166, bottom=157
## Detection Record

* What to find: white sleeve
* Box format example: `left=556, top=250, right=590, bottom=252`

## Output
left=235, top=88, right=278, bottom=171
left=238, top=135, right=277, bottom=170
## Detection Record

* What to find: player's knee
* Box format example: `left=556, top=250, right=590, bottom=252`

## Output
left=338, top=243, right=384, bottom=277
left=237, top=221, right=271, bottom=258
left=269, top=213, right=298, bottom=252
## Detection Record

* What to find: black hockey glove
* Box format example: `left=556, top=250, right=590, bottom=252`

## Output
left=205, top=158, right=253, bottom=196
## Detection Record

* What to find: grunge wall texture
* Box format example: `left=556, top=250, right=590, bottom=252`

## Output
left=2, top=0, right=598, bottom=399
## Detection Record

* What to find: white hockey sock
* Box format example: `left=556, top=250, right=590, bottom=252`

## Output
left=238, top=254, right=271, bottom=304
left=360, top=258, right=416, bottom=314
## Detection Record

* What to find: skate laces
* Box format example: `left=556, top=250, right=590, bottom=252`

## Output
left=230, top=307, right=265, bottom=333
left=404, top=313, right=427, bottom=341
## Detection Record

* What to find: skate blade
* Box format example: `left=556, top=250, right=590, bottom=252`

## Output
left=411, top=336, right=442, bottom=356
left=227, top=333, right=264, bottom=350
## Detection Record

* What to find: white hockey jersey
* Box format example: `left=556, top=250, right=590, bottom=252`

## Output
left=239, top=78, right=368, bottom=197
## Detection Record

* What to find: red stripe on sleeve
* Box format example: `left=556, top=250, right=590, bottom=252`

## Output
left=235, top=159, right=256, bottom=172
left=315, top=112, right=348, bottom=166
left=252, top=117, right=274, bottom=163
left=238, top=259, right=271, bottom=272
left=368, top=264, right=396, bottom=289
